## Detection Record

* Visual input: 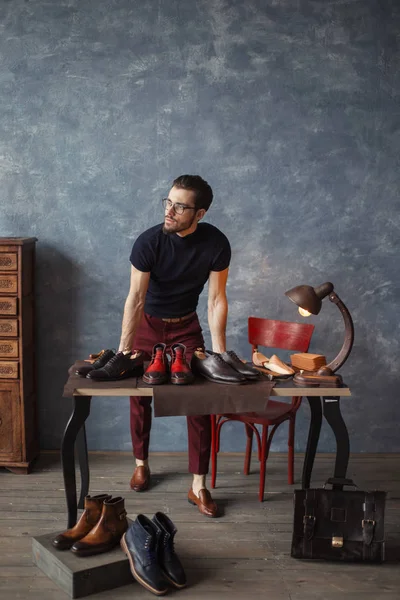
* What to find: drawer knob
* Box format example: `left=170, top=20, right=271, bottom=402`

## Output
left=0, top=344, right=13, bottom=354
left=0, top=257, right=12, bottom=267
left=0, top=280, right=13, bottom=289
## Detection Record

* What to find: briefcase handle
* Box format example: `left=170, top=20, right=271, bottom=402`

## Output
left=323, top=477, right=358, bottom=489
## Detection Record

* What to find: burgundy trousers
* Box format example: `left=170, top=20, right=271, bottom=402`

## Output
left=130, top=312, right=211, bottom=474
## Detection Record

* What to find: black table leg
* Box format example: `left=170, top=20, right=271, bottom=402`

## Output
left=61, top=396, right=91, bottom=528
left=323, top=396, right=350, bottom=489
left=302, top=396, right=323, bottom=489
left=76, top=424, right=89, bottom=509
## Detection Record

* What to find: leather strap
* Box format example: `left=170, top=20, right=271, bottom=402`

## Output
left=161, top=312, right=195, bottom=323
left=324, top=477, right=357, bottom=489
left=302, top=489, right=316, bottom=558
left=362, top=492, right=376, bottom=559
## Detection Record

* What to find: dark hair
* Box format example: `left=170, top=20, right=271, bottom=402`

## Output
left=172, top=174, right=213, bottom=212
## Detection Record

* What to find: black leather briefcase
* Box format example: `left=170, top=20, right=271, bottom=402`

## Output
left=291, top=478, right=386, bottom=562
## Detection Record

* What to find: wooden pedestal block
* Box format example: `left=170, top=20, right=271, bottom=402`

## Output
left=32, top=531, right=134, bottom=598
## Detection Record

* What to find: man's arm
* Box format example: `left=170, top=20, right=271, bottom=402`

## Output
left=118, top=265, right=150, bottom=352
left=208, top=267, right=229, bottom=353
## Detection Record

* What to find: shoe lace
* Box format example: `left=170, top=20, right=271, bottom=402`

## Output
left=144, top=538, right=157, bottom=563
left=92, top=349, right=114, bottom=368
left=212, top=352, right=227, bottom=365
left=91, top=349, right=106, bottom=365
left=103, top=352, right=125, bottom=373
left=164, top=536, right=176, bottom=555
left=105, top=353, right=120, bottom=365
left=227, top=350, right=240, bottom=361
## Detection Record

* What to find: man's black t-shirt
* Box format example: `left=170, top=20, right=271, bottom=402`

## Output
left=130, top=223, right=231, bottom=318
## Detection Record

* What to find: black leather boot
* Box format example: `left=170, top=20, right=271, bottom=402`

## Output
left=120, top=514, right=168, bottom=596
left=152, top=512, right=186, bottom=588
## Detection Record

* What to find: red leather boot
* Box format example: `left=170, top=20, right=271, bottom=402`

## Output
left=170, top=343, right=195, bottom=385
left=143, top=343, right=169, bottom=385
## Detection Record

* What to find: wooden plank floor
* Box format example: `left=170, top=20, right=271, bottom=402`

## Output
left=1, top=452, right=399, bottom=599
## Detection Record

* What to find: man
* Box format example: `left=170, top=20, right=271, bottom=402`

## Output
left=118, top=174, right=230, bottom=517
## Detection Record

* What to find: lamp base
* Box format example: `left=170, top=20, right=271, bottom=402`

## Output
left=293, top=368, right=343, bottom=388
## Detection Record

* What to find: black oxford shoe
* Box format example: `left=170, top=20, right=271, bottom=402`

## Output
left=87, top=351, right=144, bottom=381
left=219, top=350, right=260, bottom=380
left=191, top=350, right=246, bottom=385
left=75, top=349, right=115, bottom=377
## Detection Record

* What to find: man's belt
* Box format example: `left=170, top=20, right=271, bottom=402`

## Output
left=161, top=312, right=195, bottom=323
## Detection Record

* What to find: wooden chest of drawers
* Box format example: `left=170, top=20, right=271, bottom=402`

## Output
left=0, top=238, right=38, bottom=473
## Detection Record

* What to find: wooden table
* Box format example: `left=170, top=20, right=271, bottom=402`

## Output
left=61, top=366, right=351, bottom=528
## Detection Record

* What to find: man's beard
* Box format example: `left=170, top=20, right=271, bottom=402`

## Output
left=162, top=214, right=196, bottom=235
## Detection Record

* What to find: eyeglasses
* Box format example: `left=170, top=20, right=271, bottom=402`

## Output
left=161, top=198, right=197, bottom=215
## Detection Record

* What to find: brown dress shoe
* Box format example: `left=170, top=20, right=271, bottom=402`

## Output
left=71, top=496, right=128, bottom=556
left=188, top=488, right=218, bottom=518
left=52, top=494, right=111, bottom=550
left=130, top=465, right=150, bottom=492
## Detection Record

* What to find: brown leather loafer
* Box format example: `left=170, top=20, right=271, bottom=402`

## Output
left=188, top=488, right=218, bottom=518
left=130, top=465, right=150, bottom=492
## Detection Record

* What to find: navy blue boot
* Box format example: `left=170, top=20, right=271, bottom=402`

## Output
left=120, top=514, right=168, bottom=596
left=152, top=512, right=187, bottom=588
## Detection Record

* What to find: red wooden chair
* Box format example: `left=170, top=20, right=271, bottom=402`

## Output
left=211, top=317, right=315, bottom=501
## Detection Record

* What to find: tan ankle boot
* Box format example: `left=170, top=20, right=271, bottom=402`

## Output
left=52, top=494, right=112, bottom=550
left=71, top=496, right=128, bottom=556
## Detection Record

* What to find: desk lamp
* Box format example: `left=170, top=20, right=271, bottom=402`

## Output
left=284, top=282, right=354, bottom=387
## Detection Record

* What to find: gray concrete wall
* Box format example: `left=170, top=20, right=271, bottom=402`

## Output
left=1, top=0, right=399, bottom=454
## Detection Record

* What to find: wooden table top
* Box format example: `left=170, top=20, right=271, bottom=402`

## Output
left=64, top=361, right=351, bottom=417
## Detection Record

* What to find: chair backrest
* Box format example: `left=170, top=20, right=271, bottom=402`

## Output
left=248, top=316, right=314, bottom=353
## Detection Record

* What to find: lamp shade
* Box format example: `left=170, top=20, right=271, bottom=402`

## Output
left=284, top=281, right=354, bottom=378
left=284, top=282, right=334, bottom=315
